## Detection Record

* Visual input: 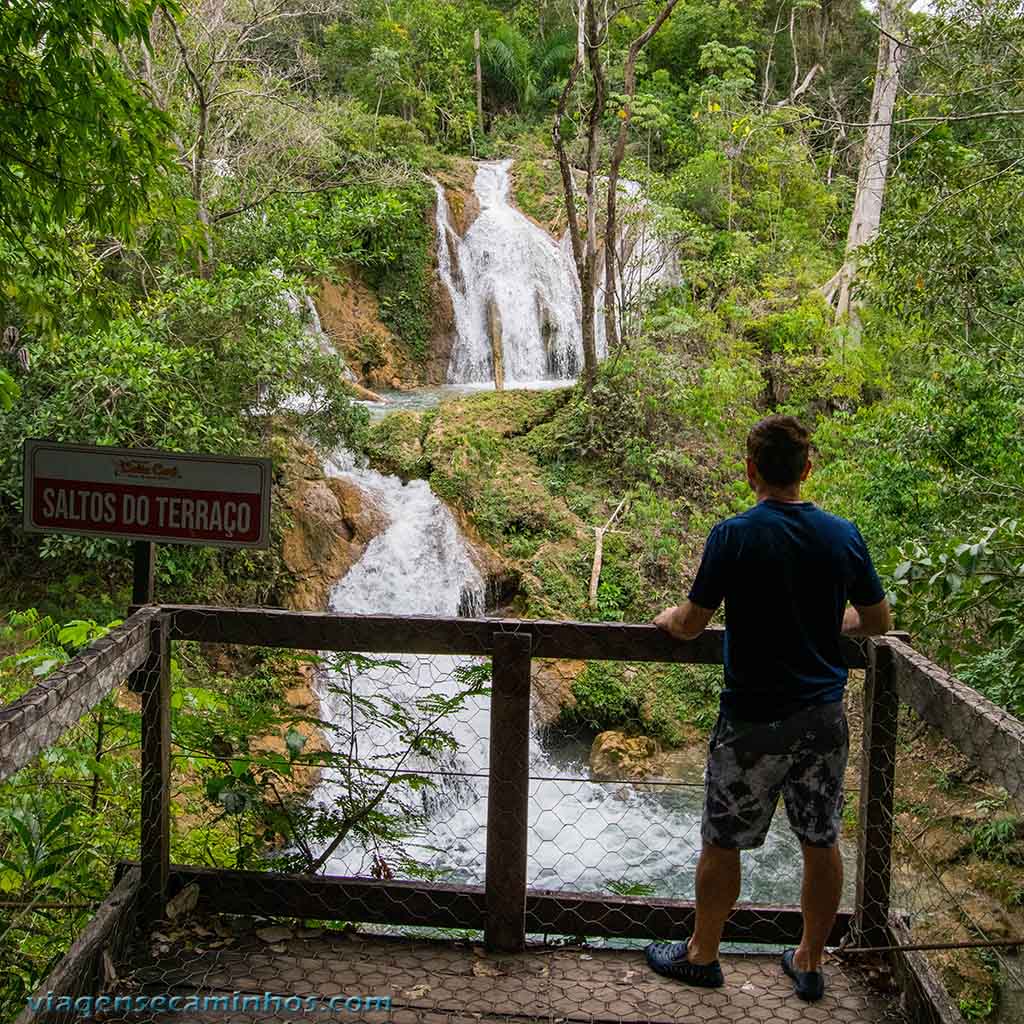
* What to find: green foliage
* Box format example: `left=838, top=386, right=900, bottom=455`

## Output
left=318, top=0, right=498, bottom=148
left=558, top=343, right=757, bottom=496
left=958, top=986, right=996, bottom=1022
left=560, top=348, right=693, bottom=488
left=970, top=818, right=1023, bottom=865
left=0, top=610, right=142, bottom=1013
left=695, top=40, right=756, bottom=106
left=606, top=878, right=657, bottom=897
left=480, top=24, right=574, bottom=113
left=216, top=184, right=424, bottom=278
left=1, top=0, right=180, bottom=321
left=361, top=183, right=435, bottom=360
left=0, top=268, right=367, bottom=579
left=0, top=609, right=119, bottom=702
left=0, top=802, right=85, bottom=893
left=365, top=411, right=432, bottom=479
left=566, top=661, right=643, bottom=733
left=481, top=24, right=535, bottom=109
left=176, top=649, right=492, bottom=874
left=562, top=660, right=719, bottom=741
left=810, top=343, right=1024, bottom=696
left=0, top=369, right=18, bottom=411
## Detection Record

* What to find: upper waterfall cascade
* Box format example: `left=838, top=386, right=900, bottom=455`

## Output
left=438, top=160, right=585, bottom=385
left=438, top=159, right=677, bottom=387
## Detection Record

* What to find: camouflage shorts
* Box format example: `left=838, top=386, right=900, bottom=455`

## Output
left=702, top=700, right=849, bottom=850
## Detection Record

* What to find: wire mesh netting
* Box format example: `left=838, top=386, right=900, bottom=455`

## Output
left=0, top=609, right=150, bottom=1022
left=6, top=604, right=1024, bottom=1023
left=879, top=670, right=1024, bottom=1019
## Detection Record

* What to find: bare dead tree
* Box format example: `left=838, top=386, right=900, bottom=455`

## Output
left=822, top=0, right=908, bottom=331
left=552, top=0, right=680, bottom=389
left=120, top=0, right=353, bottom=273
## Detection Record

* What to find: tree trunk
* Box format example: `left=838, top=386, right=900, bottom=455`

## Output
left=170, top=15, right=212, bottom=276
left=193, top=101, right=211, bottom=276
left=553, top=0, right=600, bottom=390
left=553, top=0, right=680, bottom=388
left=474, top=29, right=484, bottom=133
left=823, top=1, right=906, bottom=328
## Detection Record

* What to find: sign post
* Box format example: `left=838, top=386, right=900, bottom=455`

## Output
left=132, top=541, right=156, bottom=606
left=23, top=439, right=273, bottom=605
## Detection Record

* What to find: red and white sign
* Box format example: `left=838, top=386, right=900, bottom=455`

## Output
left=22, top=440, right=272, bottom=549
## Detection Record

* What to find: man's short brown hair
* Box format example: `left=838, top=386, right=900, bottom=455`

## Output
left=746, top=415, right=810, bottom=487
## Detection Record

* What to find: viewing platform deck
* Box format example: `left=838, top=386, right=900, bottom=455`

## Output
left=112, top=922, right=905, bottom=1024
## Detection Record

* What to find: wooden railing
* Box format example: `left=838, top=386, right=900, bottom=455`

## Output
left=6, top=603, right=1021, bottom=1024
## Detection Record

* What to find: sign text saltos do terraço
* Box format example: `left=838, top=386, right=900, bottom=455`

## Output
left=22, top=440, right=272, bottom=549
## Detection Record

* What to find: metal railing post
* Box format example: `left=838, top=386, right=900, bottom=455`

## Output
left=484, top=631, right=532, bottom=953
left=138, top=614, right=171, bottom=926
left=854, top=637, right=898, bottom=947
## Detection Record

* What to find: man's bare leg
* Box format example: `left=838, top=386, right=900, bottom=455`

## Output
left=686, top=843, right=741, bottom=964
left=794, top=843, right=843, bottom=971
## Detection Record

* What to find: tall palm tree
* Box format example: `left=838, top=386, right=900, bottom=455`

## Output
left=480, top=24, right=575, bottom=114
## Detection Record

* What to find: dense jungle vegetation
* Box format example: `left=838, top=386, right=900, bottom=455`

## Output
left=3, top=0, right=1024, bottom=1018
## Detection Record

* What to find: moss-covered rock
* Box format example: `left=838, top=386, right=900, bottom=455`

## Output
left=511, top=156, right=570, bottom=236
left=589, top=729, right=705, bottom=783
left=532, top=658, right=584, bottom=726
left=424, top=387, right=574, bottom=444
left=422, top=389, right=583, bottom=558
left=364, top=410, right=431, bottom=480
left=560, top=660, right=721, bottom=743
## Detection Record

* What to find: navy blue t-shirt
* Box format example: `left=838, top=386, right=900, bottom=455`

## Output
left=688, top=499, right=885, bottom=722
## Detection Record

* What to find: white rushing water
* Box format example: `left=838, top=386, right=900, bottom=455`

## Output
left=438, top=160, right=586, bottom=385
left=437, top=160, right=678, bottom=389
left=312, top=453, right=814, bottom=905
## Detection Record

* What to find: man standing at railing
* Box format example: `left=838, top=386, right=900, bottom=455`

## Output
left=645, top=414, right=891, bottom=1003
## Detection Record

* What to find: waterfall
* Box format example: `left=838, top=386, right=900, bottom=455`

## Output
left=311, top=454, right=809, bottom=904
left=592, top=177, right=680, bottom=356
left=437, top=161, right=679, bottom=388
left=438, top=160, right=585, bottom=386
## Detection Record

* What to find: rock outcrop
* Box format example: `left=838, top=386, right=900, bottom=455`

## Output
left=531, top=658, right=583, bottom=726
left=444, top=499, right=520, bottom=612
left=315, top=271, right=417, bottom=390
left=424, top=168, right=478, bottom=386
left=590, top=728, right=706, bottom=783
left=249, top=660, right=330, bottom=799
left=278, top=436, right=387, bottom=612
left=282, top=473, right=387, bottom=612
left=425, top=248, right=457, bottom=385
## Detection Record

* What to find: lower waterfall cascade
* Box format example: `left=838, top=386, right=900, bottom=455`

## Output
left=310, top=450, right=829, bottom=907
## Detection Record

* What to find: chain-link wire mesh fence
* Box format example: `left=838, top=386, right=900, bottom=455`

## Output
left=7, top=604, right=1024, bottom=1023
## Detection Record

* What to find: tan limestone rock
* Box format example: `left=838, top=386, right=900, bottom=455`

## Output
left=531, top=659, right=584, bottom=726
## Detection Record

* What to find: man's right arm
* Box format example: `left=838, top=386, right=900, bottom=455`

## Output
left=844, top=523, right=890, bottom=636
left=842, top=599, right=892, bottom=637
